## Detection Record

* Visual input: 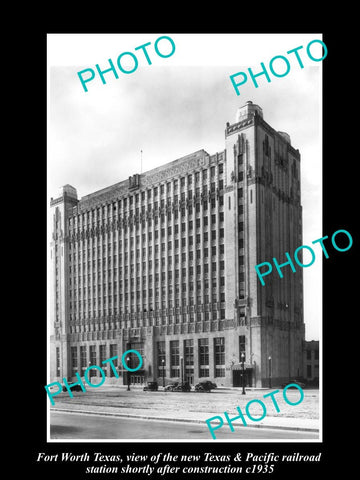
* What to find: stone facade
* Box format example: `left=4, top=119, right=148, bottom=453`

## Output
left=49, top=102, right=305, bottom=387
left=303, top=340, right=319, bottom=385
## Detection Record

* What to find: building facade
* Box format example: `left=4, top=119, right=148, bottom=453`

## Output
left=303, top=340, right=319, bottom=386
left=49, top=101, right=305, bottom=387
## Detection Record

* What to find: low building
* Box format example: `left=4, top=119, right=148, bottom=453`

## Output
left=303, top=340, right=319, bottom=386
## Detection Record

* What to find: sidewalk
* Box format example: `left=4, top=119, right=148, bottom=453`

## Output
left=50, top=384, right=320, bottom=433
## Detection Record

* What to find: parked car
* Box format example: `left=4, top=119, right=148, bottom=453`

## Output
left=280, top=380, right=306, bottom=389
left=195, top=381, right=217, bottom=392
left=143, top=381, right=158, bottom=391
left=164, top=382, right=179, bottom=391
left=173, top=382, right=191, bottom=392
left=62, top=380, right=84, bottom=392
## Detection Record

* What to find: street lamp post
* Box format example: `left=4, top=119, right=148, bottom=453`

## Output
left=253, top=360, right=256, bottom=388
left=127, top=355, right=131, bottom=391
left=162, top=359, right=165, bottom=388
left=241, top=352, right=246, bottom=395
left=268, top=356, right=272, bottom=389
left=180, top=356, right=184, bottom=385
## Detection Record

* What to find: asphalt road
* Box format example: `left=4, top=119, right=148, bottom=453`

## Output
left=50, top=411, right=319, bottom=440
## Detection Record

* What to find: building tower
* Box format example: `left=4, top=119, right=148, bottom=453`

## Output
left=49, top=185, right=78, bottom=380
left=48, top=102, right=305, bottom=387
left=223, top=101, right=304, bottom=386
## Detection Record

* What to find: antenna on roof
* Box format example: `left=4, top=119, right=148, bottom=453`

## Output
left=140, top=149, right=143, bottom=174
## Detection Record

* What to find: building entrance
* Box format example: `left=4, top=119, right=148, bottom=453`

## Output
left=232, top=367, right=253, bottom=387
left=123, top=371, right=145, bottom=385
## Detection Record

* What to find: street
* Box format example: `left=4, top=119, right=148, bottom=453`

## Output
left=50, top=411, right=319, bottom=440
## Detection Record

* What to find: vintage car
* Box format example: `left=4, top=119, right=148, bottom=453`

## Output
left=164, top=382, right=179, bottom=391
left=173, top=382, right=191, bottom=392
left=143, top=381, right=159, bottom=391
left=280, top=379, right=306, bottom=389
left=62, top=380, right=84, bottom=392
left=194, top=381, right=217, bottom=392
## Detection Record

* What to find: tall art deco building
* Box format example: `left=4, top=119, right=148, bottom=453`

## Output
left=49, top=101, right=305, bottom=387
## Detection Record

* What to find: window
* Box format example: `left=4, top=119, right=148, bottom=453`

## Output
left=184, top=339, right=194, bottom=382
left=214, top=337, right=225, bottom=364
left=109, top=344, right=118, bottom=376
left=239, top=335, right=246, bottom=362
left=157, top=341, right=166, bottom=378
left=170, top=340, right=180, bottom=377
left=80, top=346, right=87, bottom=374
left=89, top=345, right=97, bottom=377
left=199, top=338, right=209, bottom=377
left=71, top=347, right=77, bottom=376
left=99, top=344, right=107, bottom=365
left=214, top=336, right=226, bottom=378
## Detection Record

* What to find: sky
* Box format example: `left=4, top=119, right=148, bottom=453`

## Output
left=47, top=33, right=323, bottom=340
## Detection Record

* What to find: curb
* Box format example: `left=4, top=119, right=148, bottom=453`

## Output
left=50, top=408, right=320, bottom=433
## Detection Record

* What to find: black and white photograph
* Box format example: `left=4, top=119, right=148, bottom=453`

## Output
left=29, top=28, right=356, bottom=478
left=46, top=33, right=324, bottom=445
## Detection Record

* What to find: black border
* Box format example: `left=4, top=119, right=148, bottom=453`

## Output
left=23, top=26, right=352, bottom=478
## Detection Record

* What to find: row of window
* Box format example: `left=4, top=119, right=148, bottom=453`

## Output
left=70, top=164, right=225, bottom=225
left=69, top=195, right=226, bottom=235
left=68, top=309, right=226, bottom=325
left=69, top=302, right=226, bottom=318
left=69, top=276, right=226, bottom=309
left=71, top=276, right=226, bottom=291
left=70, top=289, right=226, bottom=303
left=157, top=337, right=226, bottom=378
left=68, top=230, right=226, bottom=271
left=56, top=333, right=246, bottom=378
left=69, top=213, right=226, bottom=256
left=69, top=241, right=226, bottom=266
left=57, top=336, right=228, bottom=379
left=70, top=258, right=226, bottom=277
left=306, top=349, right=319, bottom=360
